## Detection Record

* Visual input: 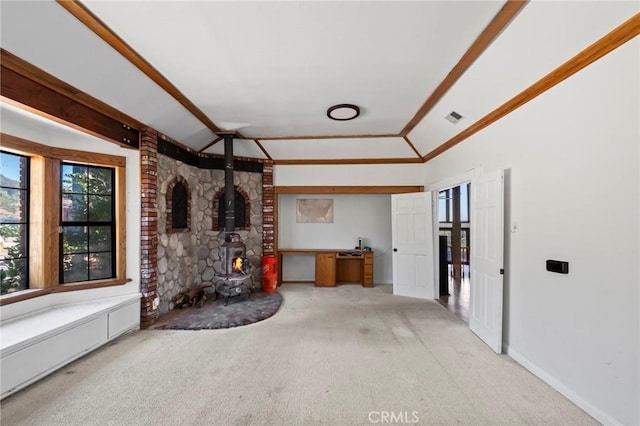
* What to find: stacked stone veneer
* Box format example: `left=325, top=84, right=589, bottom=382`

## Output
left=155, top=153, right=264, bottom=315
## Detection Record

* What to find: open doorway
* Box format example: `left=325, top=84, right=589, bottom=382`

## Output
left=437, top=183, right=470, bottom=323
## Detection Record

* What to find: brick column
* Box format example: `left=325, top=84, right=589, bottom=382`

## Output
left=262, top=161, right=275, bottom=255
left=139, top=128, right=159, bottom=328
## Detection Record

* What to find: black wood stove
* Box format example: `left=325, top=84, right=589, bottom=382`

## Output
left=214, top=133, right=253, bottom=305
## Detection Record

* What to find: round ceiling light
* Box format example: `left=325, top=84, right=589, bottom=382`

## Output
left=327, top=104, right=360, bottom=121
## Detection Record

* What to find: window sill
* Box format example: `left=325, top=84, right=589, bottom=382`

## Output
left=0, top=278, right=132, bottom=306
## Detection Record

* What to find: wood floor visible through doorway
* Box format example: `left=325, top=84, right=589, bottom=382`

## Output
left=438, top=264, right=470, bottom=323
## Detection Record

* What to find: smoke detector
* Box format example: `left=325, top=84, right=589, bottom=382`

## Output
left=445, top=111, right=464, bottom=124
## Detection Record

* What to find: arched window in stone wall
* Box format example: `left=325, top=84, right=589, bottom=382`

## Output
left=167, top=176, right=190, bottom=232
left=213, top=186, right=250, bottom=231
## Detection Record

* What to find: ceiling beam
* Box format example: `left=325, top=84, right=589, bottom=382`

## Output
left=400, top=0, right=528, bottom=136
left=402, top=135, right=423, bottom=158
left=253, top=140, right=273, bottom=161
left=1, top=48, right=143, bottom=131
left=423, top=12, right=640, bottom=162
left=57, top=0, right=222, bottom=134
left=198, top=137, right=223, bottom=153
left=1, top=65, right=139, bottom=149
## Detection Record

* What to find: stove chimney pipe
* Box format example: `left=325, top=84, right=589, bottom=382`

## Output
left=222, top=133, right=235, bottom=241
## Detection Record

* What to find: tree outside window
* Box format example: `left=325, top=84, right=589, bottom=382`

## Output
left=60, top=163, right=115, bottom=283
left=0, top=151, right=29, bottom=295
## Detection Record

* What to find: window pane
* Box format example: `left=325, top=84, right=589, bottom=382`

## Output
left=62, top=226, right=88, bottom=254
left=88, top=195, right=112, bottom=221
left=88, top=167, right=112, bottom=194
left=62, top=194, right=88, bottom=221
left=0, top=152, right=28, bottom=189
left=0, top=151, right=28, bottom=294
left=63, top=254, right=89, bottom=283
left=61, top=165, right=87, bottom=193
left=0, top=224, right=27, bottom=258
left=90, top=252, right=112, bottom=280
left=89, top=226, right=112, bottom=252
left=61, top=162, right=115, bottom=284
left=438, top=191, right=447, bottom=222
left=0, top=188, right=27, bottom=223
left=460, top=184, right=469, bottom=222
left=1, top=258, right=28, bottom=294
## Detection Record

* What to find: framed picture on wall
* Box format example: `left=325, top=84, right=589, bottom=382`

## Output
left=296, top=199, right=334, bottom=223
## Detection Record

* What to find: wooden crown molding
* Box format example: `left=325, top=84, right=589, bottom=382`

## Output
left=56, top=0, right=222, bottom=134
left=401, top=0, right=528, bottom=136
left=423, top=12, right=640, bottom=162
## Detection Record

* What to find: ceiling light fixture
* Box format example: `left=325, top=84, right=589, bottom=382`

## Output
left=327, top=104, right=360, bottom=121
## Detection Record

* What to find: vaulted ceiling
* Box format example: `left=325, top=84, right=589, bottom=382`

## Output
left=1, top=1, right=638, bottom=163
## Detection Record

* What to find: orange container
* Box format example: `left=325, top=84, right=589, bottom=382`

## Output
left=262, top=273, right=277, bottom=293
left=261, top=255, right=277, bottom=275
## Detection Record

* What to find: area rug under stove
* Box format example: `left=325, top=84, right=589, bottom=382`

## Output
left=152, top=291, right=282, bottom=330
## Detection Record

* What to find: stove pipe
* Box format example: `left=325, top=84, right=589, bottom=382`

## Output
left=223, top=133, right=235, bottom=241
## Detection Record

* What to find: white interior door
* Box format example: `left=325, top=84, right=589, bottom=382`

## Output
left=470, top=170, right=505, bottom=354
left=391, top=192, right=434, bottom=299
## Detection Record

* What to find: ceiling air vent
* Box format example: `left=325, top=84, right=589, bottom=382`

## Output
left=445, top=111, right=463, bottom=124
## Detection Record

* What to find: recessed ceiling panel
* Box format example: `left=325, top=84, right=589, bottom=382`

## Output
left=260, top=137, right=415, bottom=160
left=82, top=1, right=505, bottom=138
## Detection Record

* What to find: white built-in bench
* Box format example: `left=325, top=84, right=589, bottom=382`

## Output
left=0, top=293, right=140, bottom=399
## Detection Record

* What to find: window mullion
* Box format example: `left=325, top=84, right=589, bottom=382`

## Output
left=29, top=156, right=60, bottom=289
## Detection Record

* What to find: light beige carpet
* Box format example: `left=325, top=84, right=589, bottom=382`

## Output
left=0, top=284, right=596, bottom=426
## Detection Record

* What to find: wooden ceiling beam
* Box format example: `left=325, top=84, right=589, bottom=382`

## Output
left=402, top=135, right=423, bottom=158
left=400, top=0, right=528, bottom=136
left=1, top=65, right=139, bottom=149
left=253, top=140, right=273, bottom=161
left=423, top=12, right=640, bottom=162
left=198, top=137, right=222, bottom=153
left=1, top=48, right=143, bottom=131
left=57, top=0, right=222, bottom=134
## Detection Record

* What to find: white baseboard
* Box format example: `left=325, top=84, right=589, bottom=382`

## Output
left=504, top=344, right=622, bottom=426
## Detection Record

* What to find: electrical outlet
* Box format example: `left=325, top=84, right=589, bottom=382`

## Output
left=153, top=297, right=160, bottom=309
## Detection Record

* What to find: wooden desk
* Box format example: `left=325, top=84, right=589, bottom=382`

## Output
left=277, top=249, right=373, bottom=287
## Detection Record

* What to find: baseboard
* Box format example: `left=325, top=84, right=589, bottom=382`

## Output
left=504, top=344, right=623, bottom=426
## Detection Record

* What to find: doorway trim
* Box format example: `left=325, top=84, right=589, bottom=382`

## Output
left=426, top=169, right=476, bottom=306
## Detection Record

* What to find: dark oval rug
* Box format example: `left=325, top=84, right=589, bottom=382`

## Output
left=152, top=291, right=282, bottom=330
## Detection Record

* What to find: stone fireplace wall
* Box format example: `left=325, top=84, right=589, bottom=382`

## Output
left=156, top=153, right=263, bottom=314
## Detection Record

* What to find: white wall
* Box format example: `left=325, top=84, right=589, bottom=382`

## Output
left=278, top=194, right=392, bottom=283
left=422, top=38, right=639, bottom=426
left=274, top=163, right=426, bottom=284
left=0, top=103, right=141, bottom=320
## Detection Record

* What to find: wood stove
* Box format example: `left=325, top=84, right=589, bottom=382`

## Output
left=221, top=233, right=250, bottom=277
left=214, top=133, right=254, bottom=305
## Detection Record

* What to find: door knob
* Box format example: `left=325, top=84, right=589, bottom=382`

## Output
left=393, top=248, right=398, bottom=252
